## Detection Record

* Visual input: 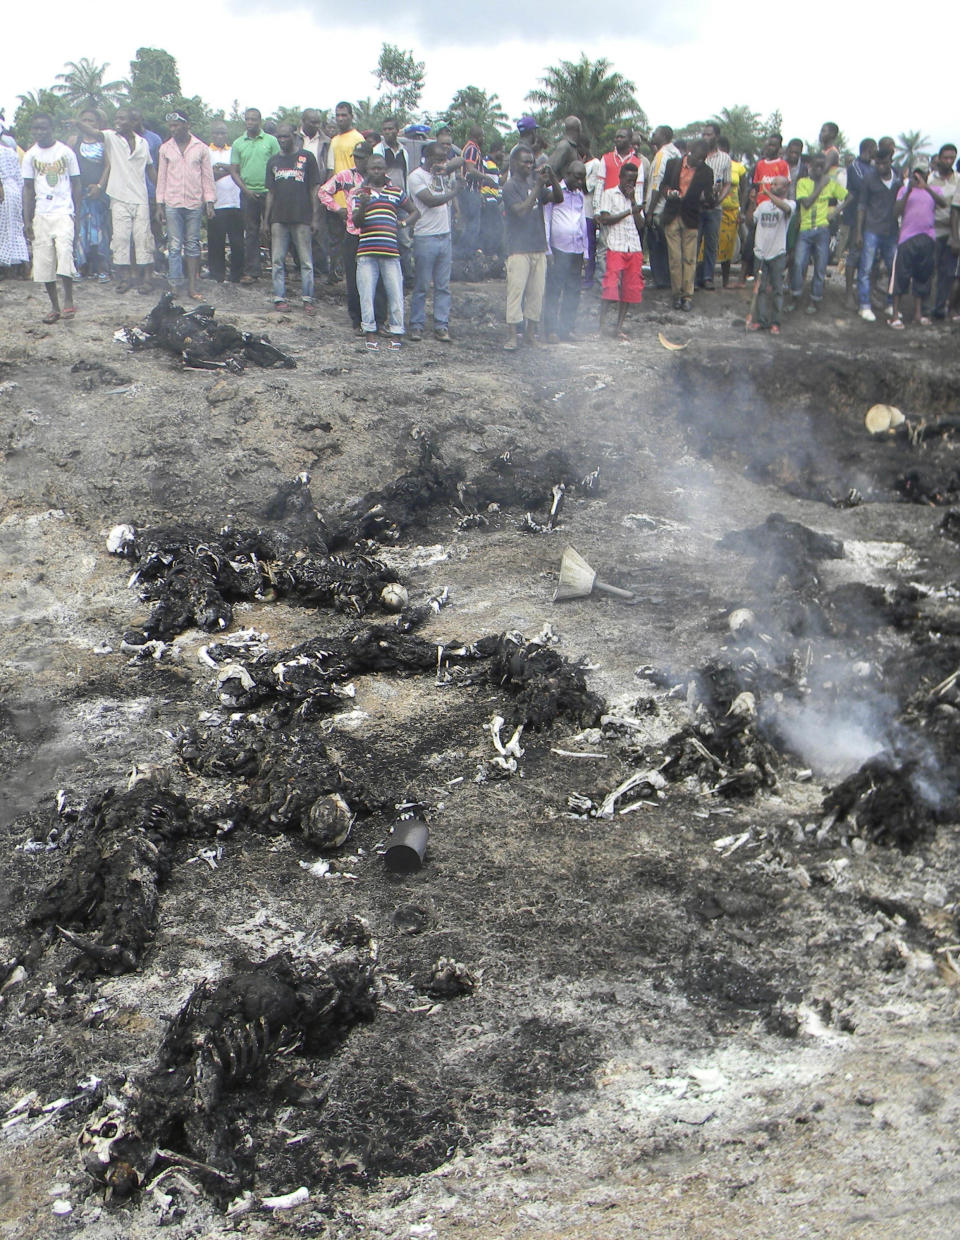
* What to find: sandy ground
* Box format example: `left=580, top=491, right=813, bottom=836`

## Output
left=1, top=265, right=960, bottom=1240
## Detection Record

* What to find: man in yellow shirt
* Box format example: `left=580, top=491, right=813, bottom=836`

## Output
left=788, top=154, right=847, bottom=314
left=326, top=102, right=364, bottom=284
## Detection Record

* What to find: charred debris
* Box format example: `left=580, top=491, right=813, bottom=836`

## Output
left=116, top=292, right=297, bottom=372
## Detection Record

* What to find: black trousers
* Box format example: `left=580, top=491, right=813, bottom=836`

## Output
left=543, top=251, right=583, bottom=336
left=207, top=207, right=243, bottom=282
left=241, top=192, right=266, bottom=277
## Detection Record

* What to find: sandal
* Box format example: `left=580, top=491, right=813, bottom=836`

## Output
left=365, top=339, right=379, bottom=351
left=274, top=301, right=290, bottom=312
left=115, top=281, right=132, bottom=294
left=503, top=340, right=519, bottom=351
left=918, top=316, right=931, bottom=326
left=61, top=306, right=76, bottom=318
left=388, top=339, right=402, bottom=351
left=42, top=310, right=60, bottom=324
left=889, top=315, right=904, bottom=330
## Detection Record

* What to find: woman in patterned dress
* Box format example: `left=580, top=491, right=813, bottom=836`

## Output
left=0, top=143, right=30, bottom=272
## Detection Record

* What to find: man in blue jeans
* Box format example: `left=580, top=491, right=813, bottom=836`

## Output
left=407, top=142, right=459, bottom=342
left=854, top=148, right=900, bottom=322
left=352, top=153, right=418, bottom=350
left=264, top=123, right=321, bottom=314
left=787, top=154, right=846, bottom=314
left=696, top=122, right=731, bottom=289
left=155, top=111, right=215, bottom=300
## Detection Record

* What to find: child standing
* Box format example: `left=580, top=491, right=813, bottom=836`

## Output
left=749, top=176, right=794, bottom=334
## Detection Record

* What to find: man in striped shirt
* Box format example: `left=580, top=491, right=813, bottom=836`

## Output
left=351, top=154, right=418, bottom=349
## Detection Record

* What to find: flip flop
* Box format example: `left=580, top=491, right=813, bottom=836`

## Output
left=61, top=306, right=77, bottom=318
left=42, top=310, right=60, bottom=324
left=365, top=340, right=379, bottom=351
left=889, top=316, right=904, bottom=330
left=188, top=292, right=204, bottom=302
left=388, top=340, right=402, bottom=351
left=503, top=341, right=518, bottom=351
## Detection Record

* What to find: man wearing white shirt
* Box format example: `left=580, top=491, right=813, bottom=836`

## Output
left=208, top=120, right=243, bottom=282
left=543, top=160, right=588, bottom=341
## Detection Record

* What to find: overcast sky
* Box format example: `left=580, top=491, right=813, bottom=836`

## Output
left=5, top=0, right=958, bottom=153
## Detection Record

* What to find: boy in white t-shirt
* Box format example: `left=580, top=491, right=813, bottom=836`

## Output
left=21, top=112, right=81, bottom=322
left=749, top=176, right=794, bottom=334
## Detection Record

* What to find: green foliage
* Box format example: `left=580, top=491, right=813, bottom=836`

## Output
left=128, top=47, right=179, bottom=101
left=353, top=96, right=390, bottom=132
left=373, top=43, right=425, bottom=121
left=707, top=105, right=762, bottom=160
left=896, top=130, right=932, bottom=171
left=271, top=105, right=304, bottom=131
left=13, top=89, right=70, bottom=145
left=527, top=56, right=642, bottom=146
left=441, top=87, right=509, bottom=147
left=53, top=58, right=126, bottom=110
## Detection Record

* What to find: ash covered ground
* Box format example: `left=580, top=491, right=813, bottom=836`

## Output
left=1, top=274, right=960, bottom=1240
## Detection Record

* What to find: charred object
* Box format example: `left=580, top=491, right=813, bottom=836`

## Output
left=821, top=753, right=948, bottom=850
left=26, top=776, right=201, bottom=976
left=718, top=513, right=843, bottom=591
left=120, top=293, right=296, bottom=370
left=79, top=926, right=377, bottom=1198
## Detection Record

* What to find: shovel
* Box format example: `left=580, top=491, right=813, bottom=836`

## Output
left=553, top=546, right=636, bottom=603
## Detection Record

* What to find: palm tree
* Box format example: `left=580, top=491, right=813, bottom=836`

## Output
left=707, top=105, right=763, bottom=161
left=527, top=56, right=641, bottom=145
left=896, top=130, right=932, bottom=172
left=442, top=87, right=509, bottom=146
left=54, top=58, right=126, bottom=110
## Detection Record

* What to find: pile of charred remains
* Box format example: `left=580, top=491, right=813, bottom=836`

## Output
left=116, top=293, right=297, bottom=372
left=1, top=444, right=610, bottom=1205
left=5, top=432, right=960, bottom=1209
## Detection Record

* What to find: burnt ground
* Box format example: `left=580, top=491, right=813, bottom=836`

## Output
left=1, top=269, right=960, bottom=1239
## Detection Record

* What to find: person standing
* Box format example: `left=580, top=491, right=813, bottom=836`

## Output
left=854, top=147, right=900, bottom=321
left=21, top=112, right=81, bottom=321
left=927, top=143, right=958, bottom=319
left=788, top=154, right=846, bottom=314
left=373, top=115, right=413, bottom=277
left=297, top=108, right=331, bottom=279
left=263, top=122, right=321, bottom=314
left=748, top=176, right=794, bottom=334
left=455, top=124, right=485, bottom=259
left=351, top=153, right=417, bottom=350
left=480, top=137, right=505, bottom=258
left=156, top=110, right=214, bottom=300
left=69, top=107, right=111, bottom=280
left=645, top=125, right=681, bottom=289
left=319, top=140, right=375, bottom=332
left=207, top=120, right=243, bottom=283
left=752, top=133, right=790, bottom=204
left=889, top=166, right=947, bottom=329
left=839, top=138, right=877, bottom=307
left=78, top=108, right=156, bottom=294
left=652, top=139, right=714, bottom=311
left=547, top=116, right=582, bottom=181
left=696, top=123, right=731, bottom=289
left=596, top=161, right=644, bottom=336
left=543, top=159, right=588, bottom=340
left=325, top=102, right=365, bottom=284
left=407, top=142, right=458, bottom=342
left=229, top=108, right=281, bottom=283
left=502, top=145, right=563, bottom=351
left=716, top=136, right=747, bottom=288
left=0, top=141, right=30, bottom=273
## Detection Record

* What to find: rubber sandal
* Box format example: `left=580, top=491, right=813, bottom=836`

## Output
left=388, top=339, right=402, bottom=350
left=42, top=310, right=60, bottom=324
left=503, top=341, right=518, bottom=351
left=889, top=316, right=904, bottom=330
left=919, top=317, right=931, bottom=326
left=274, top=302, right=290, bottom=312
left=365, top=340, right=379, bottom=351
left=61, top=306, right=76, bottom=318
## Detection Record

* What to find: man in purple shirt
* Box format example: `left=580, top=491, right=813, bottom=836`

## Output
left=890, top=166, right=949, bottom=328
left=543, top=160, right=589, bottom=342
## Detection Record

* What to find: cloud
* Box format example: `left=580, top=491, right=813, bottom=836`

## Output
left=226, top=0, right=704, bottom=46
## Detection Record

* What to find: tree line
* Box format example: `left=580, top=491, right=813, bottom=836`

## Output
left=8, top=46, right=933, bottom=169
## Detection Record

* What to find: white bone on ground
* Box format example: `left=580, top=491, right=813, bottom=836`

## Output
left=261, top=1187, right=310, bottom=1210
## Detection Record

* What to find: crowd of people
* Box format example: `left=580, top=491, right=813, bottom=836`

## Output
left=1, top=102, right=958, bottom=345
